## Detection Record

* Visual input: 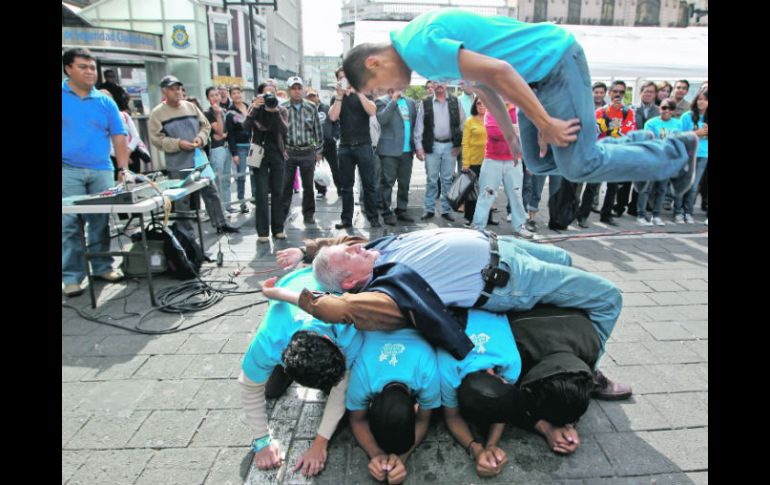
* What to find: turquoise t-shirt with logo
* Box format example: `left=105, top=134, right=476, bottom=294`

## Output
left=643, top=116, right=682, bottom=140
left=346, top=328, right=441, bottom=411
left=390, top=9, right=575, bottom=84
left=241, top=267, right=364, bottom=384
left=437, top=309, right=521, bottom=408
left=397, top=97, right=412, bottom=152
left=679, top=113, right=708, bottom=158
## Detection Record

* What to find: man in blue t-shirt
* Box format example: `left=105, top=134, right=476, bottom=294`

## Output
left=62, top=48, right=130, bottom=297
left=239, top=267, right=364, bottom=477
left=340, top=9, right=701, bottom=197
left=346, top=328, right=440, bottom=484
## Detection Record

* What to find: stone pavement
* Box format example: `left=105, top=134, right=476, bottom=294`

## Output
left=62, top=164, right=707, bottom=484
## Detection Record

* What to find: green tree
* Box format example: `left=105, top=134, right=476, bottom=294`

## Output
left=405, top=85, right=426, bottom=100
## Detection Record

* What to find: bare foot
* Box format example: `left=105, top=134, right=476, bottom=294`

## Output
left=535, top=420, right=580, bottom=455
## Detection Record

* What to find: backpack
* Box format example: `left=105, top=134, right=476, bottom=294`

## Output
left=132, top=222, right=203, bottom=280
left=548, top=180, right=580, bottom=230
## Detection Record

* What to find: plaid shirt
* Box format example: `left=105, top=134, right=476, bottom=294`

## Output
left=283, top=99, right=323, bottom=149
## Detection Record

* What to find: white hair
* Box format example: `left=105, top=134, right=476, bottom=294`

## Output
left=312, top=246, right=351, bottom=293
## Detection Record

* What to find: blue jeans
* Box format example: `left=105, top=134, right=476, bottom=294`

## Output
left=472, top=158, right=527, bottom=230
left=674, top=157, right=708, bottom=216
left=209, top=146, right=230, bottom=211
left=637, top=180, right=667, bottom=219
left=62, top=164, right=115, bottom=284
left=234, top=144, right=250, bottom=203
left=518, top=42, right=689, bottom=183
left=480, top=237, right=621, bottom=354
left=218, top=144, right=233, bottom=208
left=522, top=172, right=562, bottom=213
left=424, top=141, right=456, bottom=214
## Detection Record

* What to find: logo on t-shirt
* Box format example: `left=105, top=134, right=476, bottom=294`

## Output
left=470, top=333, right=490, bottom=354
left=379, top=343, right=406, bottom=366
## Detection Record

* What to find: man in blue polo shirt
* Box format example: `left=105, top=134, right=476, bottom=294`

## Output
left=239, top=267, right=363, bottom=477
left=346, top=328, right=440, bottom=484
left=62, top=48, right=129, bottom=297
left=340, top=9, right=700, bottom=198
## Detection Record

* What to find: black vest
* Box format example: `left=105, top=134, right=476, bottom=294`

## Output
left=422, top=96, right=462, bottom=154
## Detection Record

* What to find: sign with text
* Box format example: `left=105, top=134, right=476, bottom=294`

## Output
left=62, top=27, right=162, bottom=52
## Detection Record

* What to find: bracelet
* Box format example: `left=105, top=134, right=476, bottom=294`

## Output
left=466, top=440, right=478, bottom=455
left=251, top=435, right=272, bottom=453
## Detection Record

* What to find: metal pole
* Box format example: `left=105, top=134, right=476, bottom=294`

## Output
left=249, top=4, right=259, bottom=89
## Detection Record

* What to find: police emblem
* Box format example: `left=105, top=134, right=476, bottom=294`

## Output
left=171, top=25, right=190, bottom=49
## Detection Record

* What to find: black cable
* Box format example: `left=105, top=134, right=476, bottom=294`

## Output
left=533, top=227, right=707, bottom=244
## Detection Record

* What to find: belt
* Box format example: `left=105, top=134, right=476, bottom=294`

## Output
left=434, top=138, right=452, bottom=143
left=474, top=231, right=500, bottom=308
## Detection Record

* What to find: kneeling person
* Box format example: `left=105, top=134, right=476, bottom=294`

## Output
left=346, top=328, right=440, bottom=484
left=239, top=267, right=364, bottom=477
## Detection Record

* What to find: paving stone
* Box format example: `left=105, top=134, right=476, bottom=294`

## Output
left=678, top=291, right=708, bottom=305
left=85, top=333, right=188, bottom=356
left=598, top=395, right=670, bottom=432
left=62, top=357, right=101, bottom=382
left=643, top=280, right=687, bottom=292
left=62, top=450, right=91, bottom=484
left=182, top=353, right=240, bottom=378
left=127, top=409, right=207, bottom=448
left=204, top=447, right=255, bottom=485
left=187, top=379, right=241, bottom=409
left=640, top=322, right=697, bottom=341
left=647, top=292, right=688, bottom=306
left=669, top=304, right=708, bottom=321
left=133, top=467, right=212, bottom=485
left=596, top=432, right=678, bottom=475
left=222, top=333, right=254, bottom=354
left=646, top=365, right=708, bottom=393
left=62, top=335, right=107, bottom=357
left=191, top=409, right=254, bottom=447
left=135, top=447, right=220, bottom=485
left=310, top=441, right=350, bottom=485
left=62, top=317, right=99, bottom=336
left=576, top=400, right=615, bottom=434
left=635, top=306, right=689, bottom=322
left=680, top=321, right=708, bottom=339
left=271, top=390, right=306, bottom=420
left=66, top=410, right=150, bottom=450
left=674, top=279, right=708, bottom=291
left=640, top=428, right=708, bottom=471
left=62, top=414, right=91, bottom=448
left=422, top=418, right=455, bottom=442
left=133, top=354, right=196, bottom=379
left=687, top=471, right=709, bottom=484
left=79, top=355, right=149, bottom=381
left=176, top=333, right=229, bottom=354
left=685, top=340, right=708, bottom=360
left=215, top=315, right=263, bottom=334
left=607, top=343, right=659, bottom=366
left=644, top=341, right=703, bottom=364
left=268, top=419, right=299, bottom=457
left=646, top=393, right=708, bottom=428
left=135, top=379, right=204, bottom=410
left=616, top=281, right=654, bottom=293
left=608, top=322, right=654, bottom=343
left=621, top=293, right=658, bottom=307
left=66, top=449, right=154, bottom=485
left=63, top=380, right=154, bottom=414
left=294, top=404, right=324, bottom=440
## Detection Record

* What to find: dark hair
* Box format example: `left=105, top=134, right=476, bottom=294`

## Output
left=690, top=88, right=708, bottom=125
left=341, top=42, right=390, bottom=91
left=521, top=373, right=592, bottom=427
left=97, top=82, right=130, bottom=111
left=592, top=82, right=607, bottom=92
left=63, top=48, right=95, bottom=74
left=334, top=66, right=345, bottom=80
left=660, top=98, right=677, bottom=111
left=368, top=383, right=416, bottom=454
left=187, top=96, right=204, bottom=113
left=470, top=95, right=482, bottom=116
left=457, top=371, right=521, bottom=426
left=675, top=79, right=690, bottom=89
left=282, top=331, right=345, bottom=393
left=205, top=86, right=218, bottom=98
left=640, top=81, right=658, bottom=93
left=103, top=69, right=116, bottom=77
left=229, top=85, right=242, bottom=95
left=611, top=80, right=626, bottom=89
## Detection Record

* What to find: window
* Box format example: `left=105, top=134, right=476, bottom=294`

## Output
left=217, top=62, right=232, bottom=76
left=600, top=0, right=615, bottom=25
left=534, top=0, right=548, bottom=21
left=214, top=22, right=229, bottom=51
left=568, top=0, right=582, bottom=23
left=635, top=0, right=661, bottom=26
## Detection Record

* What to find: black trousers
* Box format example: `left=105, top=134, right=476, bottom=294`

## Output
left=251, top=145, right=285, bottom=236
left=316, top=138, right=340, bottom=194
left=613, top=182, right=633, bottom=215
left=282, top=156, right=316, bottom=220
left=578, top=182, right=617, bottom=220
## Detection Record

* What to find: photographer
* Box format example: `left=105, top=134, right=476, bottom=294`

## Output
left=244, top=81, right=289, bottom=242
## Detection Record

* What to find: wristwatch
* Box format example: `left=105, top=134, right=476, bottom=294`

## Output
left=251, top=435, right=272, bottom=453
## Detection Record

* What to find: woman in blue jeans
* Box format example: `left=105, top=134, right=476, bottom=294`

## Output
left=674, top=89, right=708, bottom=224
left=226, top=86, right=254, bottom=213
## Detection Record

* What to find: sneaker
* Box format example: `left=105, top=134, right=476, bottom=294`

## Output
left=652, top=217, right=666, bottom=226
left=506, top=213, right=512, bottom=222
left=316, top=192, right=326, bottom=199
left=420, top=212, right=435, bottom=221
left=576, top=217, right=589, bottom=229
left=273, top=232, right=287, bottom=239
left=257, top=236, right=270, bottom=243
left=600, top=215, right=619, bottom=227
left=63, top=283, right=84, bottom=297
left=396, top=212, right=415, bottom=223
left=525, top=219, right=537, bottom=232
left=94, top=270, right=124, bottom=282
left=674, top=214, right=685, bottom=224
left=240, top=203, right=250, bottom=214
left=684, top=214, right=695, bottom=224
left=226, top=207, right=240, bottom=214
left=636, top=217, right=653, bottom=226
left=441, top=213, right=455, bottom=222
left=704, top=218, right=708, bottom=226
left=217, top=223, right=240, bottom=234
left=669, top=132, right=700, bottom=197
left=514, top=226, right=534, bottom=239
left=334, top=221, right=353, bottom=229
left=383, top=214, right=397, bottom=226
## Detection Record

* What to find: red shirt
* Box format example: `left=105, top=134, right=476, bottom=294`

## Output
left=484, top=104, right=518, bottom=160
left=596, top=104, right=636, bottom=139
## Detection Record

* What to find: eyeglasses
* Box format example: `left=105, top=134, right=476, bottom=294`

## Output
left=611, top=90, right=625, bottom=95
left=660, top=106, right=673, bottom=111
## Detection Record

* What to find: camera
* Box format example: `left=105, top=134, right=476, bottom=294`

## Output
left=263, top=92, right=278, bottom=109
left=340, top=78, right=348, bottom=91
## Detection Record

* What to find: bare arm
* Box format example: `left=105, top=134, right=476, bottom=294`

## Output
left=457, top=49, right=580, bottom=151
left=111, top=134, right=130, bottom=171
left=357, top=92, right=377, bottom=116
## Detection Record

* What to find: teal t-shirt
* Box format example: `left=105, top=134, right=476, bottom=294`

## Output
left=346, top=328, right=440, bottom=411
left=437, top=309, right=521, bottom=408
left=643, top=116, right=682, bottom=139
left=679, top=113, right=708, bottom=158
left=397, top=97, right=412, bottom=152
left=241, top=267, right=364, bottom=384
left=390, top=9, right=575, bottom=84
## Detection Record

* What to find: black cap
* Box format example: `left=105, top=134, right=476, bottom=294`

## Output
left=368, top=383, right=415, bottom=454
left=160, top=75, right=183, bottom=88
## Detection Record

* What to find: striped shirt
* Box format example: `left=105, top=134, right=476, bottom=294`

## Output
left=283, top=99, right=323, bottom=149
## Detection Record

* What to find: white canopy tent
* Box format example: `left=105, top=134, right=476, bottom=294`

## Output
left=350, top=19, right=708, bottom=102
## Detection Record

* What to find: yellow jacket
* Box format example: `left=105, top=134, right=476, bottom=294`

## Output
left=461, top=115, right=486, bottom=168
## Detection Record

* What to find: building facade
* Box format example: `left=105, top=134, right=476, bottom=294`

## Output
left=304, top=55, right=341, bottom=90
left=515, top=0, right=703, bottom=28
left=265, top=0, right=303, bottom=82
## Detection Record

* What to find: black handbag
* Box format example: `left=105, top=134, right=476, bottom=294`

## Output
left=447, top=170, right=479, bottom=211
left=548, top=180, right=580, bottom=230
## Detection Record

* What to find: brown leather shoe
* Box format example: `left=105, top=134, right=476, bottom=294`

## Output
left=591, top=370, right=632, bottom=400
